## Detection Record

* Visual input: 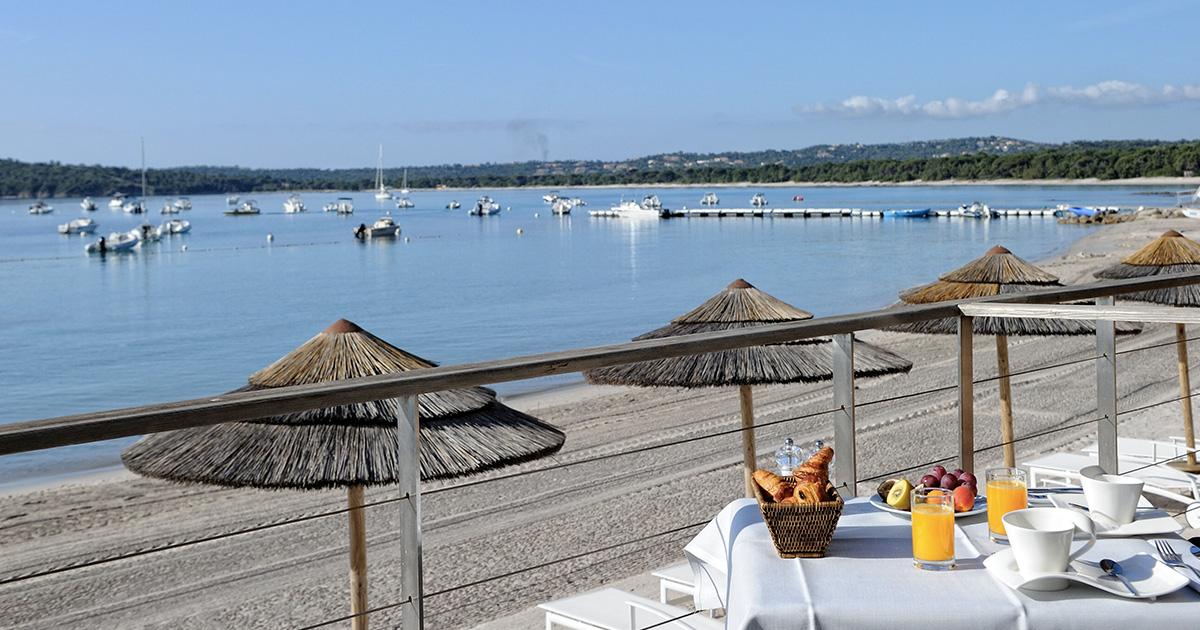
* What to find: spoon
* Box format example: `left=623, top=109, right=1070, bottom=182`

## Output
left=1100, top=559, right=1137, bottom=596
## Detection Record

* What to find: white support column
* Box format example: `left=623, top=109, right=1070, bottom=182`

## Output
left=957, top=316, right=975, bottom=474
left=397, top=395, right=424, bottom=629
left=832, top=334, right=857, bottom=496
left=1095, top=297, right=1118, bottom=473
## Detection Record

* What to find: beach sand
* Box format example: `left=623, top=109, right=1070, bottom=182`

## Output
left=3, top=218, right=1200, bottom=629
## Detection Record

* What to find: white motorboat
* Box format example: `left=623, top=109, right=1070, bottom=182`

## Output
left=354, top=215, right=401, bottom=239
left=395, top=197, right=415, bottom=209
left=750, top=193, right=768, bottom=208
left=542, top=192, right=560, bottom=204
left=469, top=196, right=501, bottom=216
left=226, top=195, right=240, bottom=206
left=446, top=200, right=461, bottom=209
left=373, top=144, right=392, bottom=200
left=81, top=197, right=97, bottom=211
left=123, top=200, right=146, bottom=214
left=591, top=199, right=663, bottom=219
left=173, top=197, right=192, bottom=211
left=701, top=192, right=719, bottom=206
left=955, top=202, right=993, bottom=219
left=571, top=197, right=587, bottom=207
left=108, top=194, right=126, bottom=209
left=131, top=222, right=163, bottom=243
left=58, top=218, right=98, bottom=234
left=641, top=194, right=662, bottom=209
left=28, top=201, right=54, bottom=214
left=551, top=198, right=573, bottom=215
left=283, top=194, right=307, bottom=213
left=161, top=202, right=180, bottom=214
left=327, top=197, right=354, bottom=214
left=161, top=218, right=191, bottom=234
left=224, top=200, right=261, bottom=215
left=85, top=231, right=139, bottom=254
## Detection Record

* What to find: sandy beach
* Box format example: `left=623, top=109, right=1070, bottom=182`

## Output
left=4, top=218, right=1200, bottom=629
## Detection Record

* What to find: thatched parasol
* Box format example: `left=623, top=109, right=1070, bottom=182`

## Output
left=122, top=319, right=565, bottom=629
left=1096, top=229, right=1200, bottom=472
left=891, top=245, right=1134, bottom=467
left=585, top=279, right=913, bottom=497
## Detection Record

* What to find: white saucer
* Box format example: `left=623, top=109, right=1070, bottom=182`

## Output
left=1049, top=494, right=1182, bottom=537
left=868, top=494, right=986, bottom=519
left=984, top=548, right=1189, bottom=599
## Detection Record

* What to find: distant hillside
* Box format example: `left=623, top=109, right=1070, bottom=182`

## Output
left=1, top=137, right=1194, bottom=197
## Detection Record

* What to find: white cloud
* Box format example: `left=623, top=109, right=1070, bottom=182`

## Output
left=797, top=81, right=1200, bottom=119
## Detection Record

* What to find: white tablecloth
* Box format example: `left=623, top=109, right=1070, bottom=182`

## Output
left=684, top=498, right=1200, bottom=630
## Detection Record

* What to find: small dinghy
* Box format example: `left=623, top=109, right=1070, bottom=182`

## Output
left=882, top=208, right=931, bottom=219
left=161, top=218, right=191, bottom=234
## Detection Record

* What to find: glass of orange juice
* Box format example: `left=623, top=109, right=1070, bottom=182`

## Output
left=986, top=467, right=1028, bottom=543
left=911, top=487, right=956, bottom=570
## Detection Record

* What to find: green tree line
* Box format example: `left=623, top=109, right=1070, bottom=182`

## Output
left=4, top=141, right=1200, bottom=198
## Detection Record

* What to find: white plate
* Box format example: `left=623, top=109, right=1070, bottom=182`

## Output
left=868, top=494, right=986, bottom=519
left=1049, top=494, right=1182, bottom=537
left=1148, top=537, right=1200, bottom=594
left=984, top=548, right=1189, bottom=599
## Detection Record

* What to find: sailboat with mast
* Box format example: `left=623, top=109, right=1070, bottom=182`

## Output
left=131, top=138, right=162, bottom=242
left=374, top=145, right=392, bottom=201
left=394, top=168, right=414, bottom=208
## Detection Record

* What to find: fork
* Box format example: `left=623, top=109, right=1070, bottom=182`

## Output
left=1154, top=539, right=1200, bottom=582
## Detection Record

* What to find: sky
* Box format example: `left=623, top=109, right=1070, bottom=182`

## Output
left=2, top=0, right=1200, bottom=168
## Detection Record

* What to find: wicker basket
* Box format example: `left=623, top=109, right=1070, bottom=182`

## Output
left=753, top=476, right=844, bottom=558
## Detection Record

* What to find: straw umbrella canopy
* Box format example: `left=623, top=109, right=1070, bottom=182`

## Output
left=1095, top=229, right=1200, bottom=472
left=890, top=245, right=1134, bottom=467
left=122, top=319, right=565, bottom=629
left=585, top=279, right=913, bottom=497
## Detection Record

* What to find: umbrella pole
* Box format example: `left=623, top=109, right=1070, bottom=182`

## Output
left=1172, top=323, right=1200, bottom=472
left=739, top=385, right=757, bottom=498
left=996, top=335, right=1016, bottom=468
left=348, top=484, right=369, bottom=630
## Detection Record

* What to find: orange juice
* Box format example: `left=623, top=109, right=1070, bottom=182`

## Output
left=986, top=473, right=1028, bottom=542
left=911, top=487, right=955, bottom=570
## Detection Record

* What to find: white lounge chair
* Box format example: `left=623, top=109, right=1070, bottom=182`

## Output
left=538, top=587, right=722, bottom=630
left=1024, top=452, right=1198, bottom=504
left=1081, top=438, right=1192, bottom=465
left=652, top=563, right=696, bottom=607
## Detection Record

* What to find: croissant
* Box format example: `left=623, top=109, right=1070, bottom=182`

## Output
left=793, top=481, right=826, bottom=504
left=794, top=446, right=834, bottom=485
left=752, top=470, right=794, bottom=502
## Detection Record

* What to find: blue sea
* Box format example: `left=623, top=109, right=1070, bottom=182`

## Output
left=0, top=184, right=1177, bottom=483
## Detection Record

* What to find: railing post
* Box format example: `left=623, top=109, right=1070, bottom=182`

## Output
left=397, top=395, right=424, bottom=629
left=832, top=334, right=857, bottom=496
left=957, top=316, right=975, bottom=474
left=1095, top=297, right=1118, bottom=473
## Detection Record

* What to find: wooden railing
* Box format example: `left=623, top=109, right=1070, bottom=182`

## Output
left=4, top=271, right=1200, bottom=629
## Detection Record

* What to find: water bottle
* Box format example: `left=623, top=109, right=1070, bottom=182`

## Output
left=775, top=438, right=804, bottom=476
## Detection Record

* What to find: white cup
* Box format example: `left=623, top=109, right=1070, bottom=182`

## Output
left=1080, top=465, right=1144, bottom=525
left=1002, top=507, right=1096, bottom=591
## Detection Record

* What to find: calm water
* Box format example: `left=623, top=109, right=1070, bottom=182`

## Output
left=0, top=184, right=1169, bottom=482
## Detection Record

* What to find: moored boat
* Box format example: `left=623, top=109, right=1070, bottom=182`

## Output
left=354, top=215, right=401, bottom=239
left=551, top=198, right=573, bottom=215
left=224, top=200, right=262, bottom=215
left=954, top=202, right=993, bottom=219
left=701, top=192, right=719, bottom=206
left=28, top=201, right=54, bottom=214
left=590, top=199, right=665, bottom=219
left=85, top=231, right=139, bottom=254
left=173, top=197, right=192, bottom=211
left=882, top=207, right=931, bottom=219
left=283, top=194, right=306, bottom=213
left=394, top=197, right=415, bottom=209
left=446, top=200, right=461, bottom=210
left=469, top=196, right=501, bottom=216
left=81, top=197, right=97, bottom=211
left=642, top=194, right=662, bottom=209
left=123, top=199, right=146, bottom=214
left=750, top=193, right=768, bottom=208
left=58, top=218, right=98, bottom=234
left=329, top=197, right=354, bottom=215
left=108, top=194, right=126, bottom=209
left=161, top=202, right=180, bottom=214
left=161, top=218, right=191, bottom=234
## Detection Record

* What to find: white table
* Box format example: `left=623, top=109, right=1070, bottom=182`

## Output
left=685, top=498, right=1200, bottom=630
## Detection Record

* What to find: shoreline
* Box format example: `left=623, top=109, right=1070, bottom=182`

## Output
left=7, top=176, right=1200, bottom=200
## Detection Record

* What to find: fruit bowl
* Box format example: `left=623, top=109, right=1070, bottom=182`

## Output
left=868, top=493, right=987, bottom=519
